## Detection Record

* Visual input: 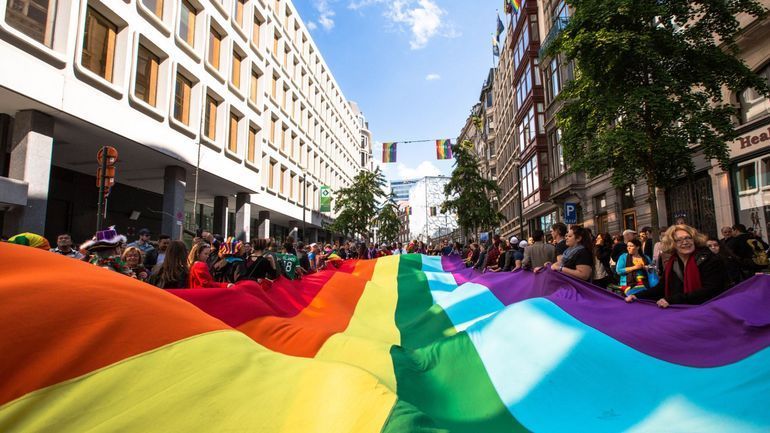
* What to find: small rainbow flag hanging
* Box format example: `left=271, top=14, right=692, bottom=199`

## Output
left=436, top=139, right=453, bottom=160
left=505, top=0, right=520, bottom=14
left=382, top=142, right=397, bottom=163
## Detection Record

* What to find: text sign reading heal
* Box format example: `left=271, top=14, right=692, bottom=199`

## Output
left=565, top=203, right=578, bottom=224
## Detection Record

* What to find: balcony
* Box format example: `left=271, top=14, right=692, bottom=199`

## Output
left=539, top=17, right=569, bottom=59
left=549, top=170, right=585, bottom=199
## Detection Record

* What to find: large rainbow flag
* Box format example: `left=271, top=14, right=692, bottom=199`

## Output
left=2, top=242, right=770, bottom=432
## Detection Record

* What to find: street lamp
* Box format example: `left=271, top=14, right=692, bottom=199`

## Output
left=302, top=173, right=307, bottom=242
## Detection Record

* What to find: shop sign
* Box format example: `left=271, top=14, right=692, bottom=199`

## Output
left=737, top=126, right=770, bottom=150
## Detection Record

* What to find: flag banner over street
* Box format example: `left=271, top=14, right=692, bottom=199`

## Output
left=382, top=142, right=397, bottom=163
left=2, top=242, right=770, bottom=432
left=436, top=139, right=453, bottom=160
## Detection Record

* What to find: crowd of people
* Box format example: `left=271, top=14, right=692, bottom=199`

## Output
left=5, top=220, right=768, bottom=308
left=3, top=227, right=370, bottom=289
left=447, top=222, right=769, bottom=308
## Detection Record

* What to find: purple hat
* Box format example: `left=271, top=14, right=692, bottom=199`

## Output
left=80, top=226, right=127, bottom=252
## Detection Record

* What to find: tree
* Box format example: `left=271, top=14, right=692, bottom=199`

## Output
left=377, top=192, right=401, bottom=244
left=442, top=140, right=504, bottom=239
left=548, top=0, right=769, bottom=230
left=330, top=167, right=387, bottom=240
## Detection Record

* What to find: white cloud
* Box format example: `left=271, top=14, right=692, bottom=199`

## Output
left=388, top=0, right=444, bottom=49
left=348, top=0, right=450, bottom=49
left=313, top=0, right=335, bottom=31
left=425, top=73, right=441, bottom=81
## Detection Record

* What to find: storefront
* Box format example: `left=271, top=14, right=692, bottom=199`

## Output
left=710, top=119, right=770, bottom=244
left=729, top=125, right=770, bottom=243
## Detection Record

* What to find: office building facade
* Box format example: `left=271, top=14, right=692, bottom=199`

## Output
left=0, top=0, right=368, bottom=244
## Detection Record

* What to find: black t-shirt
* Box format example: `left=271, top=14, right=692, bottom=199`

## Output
left=562, top=247, right=593, bottom=270
left=245, top=255, right=278, bottom=280
left=555, top=240, right=568, bottom=257
left=298, top=252, right=311, bottom=272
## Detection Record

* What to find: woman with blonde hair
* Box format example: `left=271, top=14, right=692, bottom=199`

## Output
left=121, top=246, right=148, bottom=281
left=626, top=224, right=727, bottom=308
left=188, top=242, right=231, bottom=289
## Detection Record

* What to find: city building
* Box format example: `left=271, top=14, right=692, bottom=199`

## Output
left=406, top=176, right=458, bottom=242
left=457, top=69, right=498, bottom=184
left=0, top=0, right=367, bottom=244
left=518, top=0, right=770, bottom=240
left=349, top=101, right=373, bottom=171
left=709, top=6, right=770, bottom=239
left=479, top=68, right=497, bottom=182
left=390, top=178, right=418, bottom=202
left=538, top=0, right=655, bottom=237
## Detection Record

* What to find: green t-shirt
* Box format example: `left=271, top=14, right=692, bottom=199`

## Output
left=276, top=253, right=300, bottom=280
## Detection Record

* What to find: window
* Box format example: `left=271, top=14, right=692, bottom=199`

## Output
left=173, top=73, right=192, bottom=124
left=135, top=45, right=159, bottom=106
left=549, top=57, right=560, bottom=101
left=763, top=156, right=770, bottom=189
left=553, top=0, right=568, bottom=23
left=142, top=0, right=163, bottom=18
left=234, top=0, right=245, bottom=27
left=82, top=7, right=117, bottom=82
left=621, top=185, right=636, bottom=209
left=5, top=0, right=56, bottom=46
left=280, top=166, right=286, bottom=194
left=269, top=160, right=275, bottom=189
left=515, top=63, right=532, bottom=110
left=512, top=24, right=529, bottom=71
left=594, top=194, right=607, bottom=212
left=228, top=113, right=239, bottom=152
left=739, top=64, right=770, bottom=124
left=269, top=117, right=276, bottom=143
left=518, top=105, right=536, bottom=151
left=247, top=126, right=257, bottom=163
left=178, top=0, right=196, bottom=47
left=281, top=125, right=287, bottom=152
left=273, top=34, right=279, bottom=54
left=537, top=102, right=545, bottom=135
left=521, top=156, right=539, bottom=197
left=249, top=69, right=260, bottom=103
left=204, top=95, right=217, bottom=139
left=271, top=74, right=277, bottom=99
left=551, top=128, right=566, bottom=175
left=231, top=51, right=242, bottom=87
left=736, top=162, right=758, bottom=193
left=208, top=27, right=221, bottom=69
left=289, top=173, right=295, bottom=199
left=252, top=12, right=262, bottom=46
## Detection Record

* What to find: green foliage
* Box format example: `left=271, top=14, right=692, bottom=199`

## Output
left=548, top=0, right=769, bottom=227
left=330, top=167, right=387, bottom=240
left=377, top=192, right=401, bottom=243
left=442, top=140, right=504, bottom=237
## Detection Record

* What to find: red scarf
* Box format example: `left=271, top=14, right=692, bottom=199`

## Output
left=664, top=254, right=702, bottom=298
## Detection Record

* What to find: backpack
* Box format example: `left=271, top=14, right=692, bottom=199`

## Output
left=747, top=238, right=770, bottom=268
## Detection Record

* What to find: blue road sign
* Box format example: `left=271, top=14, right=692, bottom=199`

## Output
left=564, top=203, right=578, bottom=224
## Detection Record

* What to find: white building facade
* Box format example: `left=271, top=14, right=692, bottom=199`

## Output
left=406, top=176, right=458, bottom=242
left=0, top=0, right=366, bottom=243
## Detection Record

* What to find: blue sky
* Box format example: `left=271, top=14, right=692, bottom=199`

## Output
left=292, top=0, right=504, bottom=182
